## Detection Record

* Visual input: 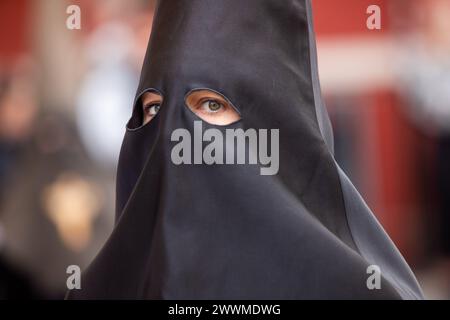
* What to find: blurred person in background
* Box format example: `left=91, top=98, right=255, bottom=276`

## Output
left=0, top=60, right=38, bottom=198
left=0, top=110, right=111, bottom=298
left=0, top=61, right=40, bottom=299
left=0, top=58, right=111, bottom=298
left=0, top=0, right=156, bottom=299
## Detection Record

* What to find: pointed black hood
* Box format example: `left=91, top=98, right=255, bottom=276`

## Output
left=68, top=0, right=423, bottom=299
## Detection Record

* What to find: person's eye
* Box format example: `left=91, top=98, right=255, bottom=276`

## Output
left=142, top=103, right=161, bottom=125
left=185, top=89, right=241, bottom=126
left=198, top=100, right=225, bottom=114
left=140, top=91, right=163, bottom=126
left=145, top=104, right=161, bottom=117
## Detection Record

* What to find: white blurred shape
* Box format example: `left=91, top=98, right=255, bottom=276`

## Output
left=76, top=23, right=138, bottom=167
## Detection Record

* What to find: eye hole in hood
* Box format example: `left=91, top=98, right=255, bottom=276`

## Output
left=185, top=88, right=241, bottom=126
left=127, top=88, right=164, bottom=131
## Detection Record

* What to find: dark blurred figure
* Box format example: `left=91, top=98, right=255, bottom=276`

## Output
left=0, top=61, right=40, bottom=299
left=0, top=61, right=37, bottom=199
left=1, top=112, right=111, bottom=299
left=0, top=0, right=155, bottom=299
left=0, top=60, right=113, bottom=299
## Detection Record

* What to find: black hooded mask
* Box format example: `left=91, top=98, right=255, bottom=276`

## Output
left=68, top=0, right=423, bottom=299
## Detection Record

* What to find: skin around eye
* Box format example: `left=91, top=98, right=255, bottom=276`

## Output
left=185, top=90, right=241, bottom=125
left=141, top=92, right=163, bottom=125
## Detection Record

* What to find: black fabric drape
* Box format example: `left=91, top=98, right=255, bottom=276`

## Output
left=68, top=0, right=423, bottom=299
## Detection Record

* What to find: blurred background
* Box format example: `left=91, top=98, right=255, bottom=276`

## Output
left=0, top=0, right=448, bottom=299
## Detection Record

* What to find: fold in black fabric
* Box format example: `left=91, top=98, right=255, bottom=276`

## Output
left=68, top=0, right=424, bottom=299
